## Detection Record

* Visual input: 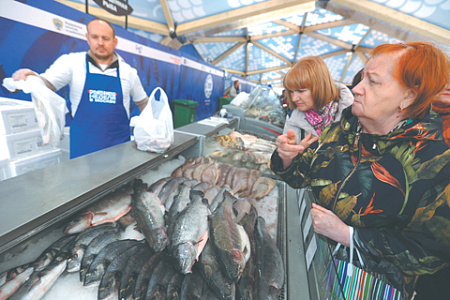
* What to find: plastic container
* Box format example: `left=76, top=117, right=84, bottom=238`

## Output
left=172, top=99, right=199, bottom=128
left=8, top=149, right=61, bottom=177
left=0, top=98, right=38, bottom=135
left=0, top=129, right=54, bottom=160
left=217, top=97, right=232, bottom=112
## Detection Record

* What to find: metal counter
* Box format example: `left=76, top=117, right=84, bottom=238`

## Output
left=0, top=131, right=198, bottom=254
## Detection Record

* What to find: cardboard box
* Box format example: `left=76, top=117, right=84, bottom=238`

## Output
left=0, top=128, right=54, bottom=160
left=0, top=98, right=38, bottom=135
left=9, top=149, right=61, bottom=177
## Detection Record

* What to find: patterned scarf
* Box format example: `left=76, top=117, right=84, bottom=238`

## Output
left=433, top=104, right=450, bottom=147
left=304, top=101, right=339, bottom=135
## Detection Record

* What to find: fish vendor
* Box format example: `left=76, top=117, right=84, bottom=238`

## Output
left=12, top=18, right=148, bottom=159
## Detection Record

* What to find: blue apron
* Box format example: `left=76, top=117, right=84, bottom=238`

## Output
left=70, top=55, right=130, bottom=159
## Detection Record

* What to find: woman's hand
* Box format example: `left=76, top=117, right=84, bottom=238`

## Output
left=276, top=130, right=318, bottom=169
left=12, top=69, right=37, bottom=81
left=311, top=203, right=350, bottom=247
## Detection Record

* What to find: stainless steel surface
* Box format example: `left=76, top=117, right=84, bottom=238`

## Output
left=174, top=116, right=238, bottom=137
left=0, top=131, right=198, bottom=253
left=277, top=181, right=288, bottom=300
left=286, top=185, right=312, bottom=300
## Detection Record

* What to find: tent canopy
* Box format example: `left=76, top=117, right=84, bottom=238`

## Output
left=58, top=0, right=450, bottom=87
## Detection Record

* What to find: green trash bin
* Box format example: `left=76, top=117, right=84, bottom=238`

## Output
left=172, top=99, right=199, bottom=128
left=217, top=97, right=232, bottom=112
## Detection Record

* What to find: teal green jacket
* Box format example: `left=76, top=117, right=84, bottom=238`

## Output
left=271, top=107, right=450, bottom=296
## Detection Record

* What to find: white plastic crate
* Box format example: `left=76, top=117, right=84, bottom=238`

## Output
left=0, top=98, right=38, bottom=135
left=0, top=128, right=54, bottom=160
left=8, top=149, right=61, bottom=177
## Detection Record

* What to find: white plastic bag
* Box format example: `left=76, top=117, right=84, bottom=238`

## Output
left=130, top=87, right=174, bottom=153
left=2, top=76, right=68, bottom=146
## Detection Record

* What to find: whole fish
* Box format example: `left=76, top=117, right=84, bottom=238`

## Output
left=231, top=168, right=251, bottom=195
left=165, top=183, right=195, bottom=237
left=148, top=177, right=171, bottom=195
left=132, top=252, right=164, bottom=300
left=254, top=217, right=285, bottom=300
left=118, top=243, right=153, bottom=300
left=216, top=163, right=233, bottom=187
left=169, top=196, right=210, bottom=274
left=0, top=264, right=30, bottom=287
left=164, top=179, right=199, bottom=212
left=209, top=186, right=231, bottom=213
left=32, top=234, right=76, bottom=272
left=0, top=267, right=34, bottom=300
left=97, top=243, right=143, bottom=300
left=158, top=177, right=189, bottom=205
left=209, top=191, right=246, bottom=282
left=9, top=259, right=67, bottom=300
left=250, top=177, right=277, bottom=200
left=64, top=189, right=132, bottom=234
left=165, top=272, right=185, bottom=300
left=132, top=183, right=168, bottom=253
left=145, top=255, right=177, bottom=299
left=203, top=185, right=222, bottom=206
left=84, top=239, right=142, bottom=287
left=79, top=229, right=121, bottom=282
left=67, top=223, right=119, bottom=272
left=197, top=241, right=235, bottom=300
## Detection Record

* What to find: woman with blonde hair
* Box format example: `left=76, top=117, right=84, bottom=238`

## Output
left=283, top=56, right=353, bottom=143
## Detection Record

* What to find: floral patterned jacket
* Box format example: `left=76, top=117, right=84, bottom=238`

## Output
left=271, top=107, right=450, bottom=297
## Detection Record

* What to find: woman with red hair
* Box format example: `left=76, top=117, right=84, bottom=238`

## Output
left=282, top=56, right=354, bottom=143
left=271, top=42, right=450, bottom=298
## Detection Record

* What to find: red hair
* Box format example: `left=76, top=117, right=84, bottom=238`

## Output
left=370, top=42, right=449, bottom=119
left=283, top=56, right=339, bottom=111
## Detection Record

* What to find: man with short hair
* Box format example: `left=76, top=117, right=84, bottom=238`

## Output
left=12, top=18, right=148, bottom=159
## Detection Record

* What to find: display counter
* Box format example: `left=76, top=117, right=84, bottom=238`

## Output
left=0, top=116, right=338, bottom=300
left=0, top=131, right=198, bottom=254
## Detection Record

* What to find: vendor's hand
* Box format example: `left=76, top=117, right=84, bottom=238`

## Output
left=311, top=203, right=350, bottom=247
left=276, top=130, right=318, bottom=169
left=12, top=69, right=37, bottom=81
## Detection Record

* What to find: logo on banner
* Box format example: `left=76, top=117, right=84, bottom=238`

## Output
left=93, top=0, right=133, bottom=16
left=204, top=74, right=213, bottom=99
left=53, top=18, right=63, bottom=31
left=88, top=90, right=117, bottom=104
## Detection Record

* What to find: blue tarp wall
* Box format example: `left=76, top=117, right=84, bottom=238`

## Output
left=0, top=0, right=227, bottom=123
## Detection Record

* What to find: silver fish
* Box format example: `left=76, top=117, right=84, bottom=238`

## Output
left=64, top=189, right=132, bottom=234
left=32, top=234, right=76, bottom=272
left=165, top=272, right=185, bottom=300
left=84, top=239, right=141, bottom=287
left=0, top=267, right=34, bottom=300
left=209, top=191, right=246, bottom=282
left=97, top=243, right=143, bottom=300
left=133, top=185, right=167, bottom=252
left=67, top=223, right=118, bottom=272
left=255, top=217, right=285, bottom=300
left=79, top=229, right=121, bottom=282
left=9, top=259, right=67, bottom=300
left=169, top=196, right=210, bottom=274
left=0, top=264, right=30, bottom=287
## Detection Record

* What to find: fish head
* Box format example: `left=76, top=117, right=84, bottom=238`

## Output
left=149, top=228, right=168, bottom=252
left=63, top=212, right=94, bottom=234
left=171, top=242, right=197, bottom=274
